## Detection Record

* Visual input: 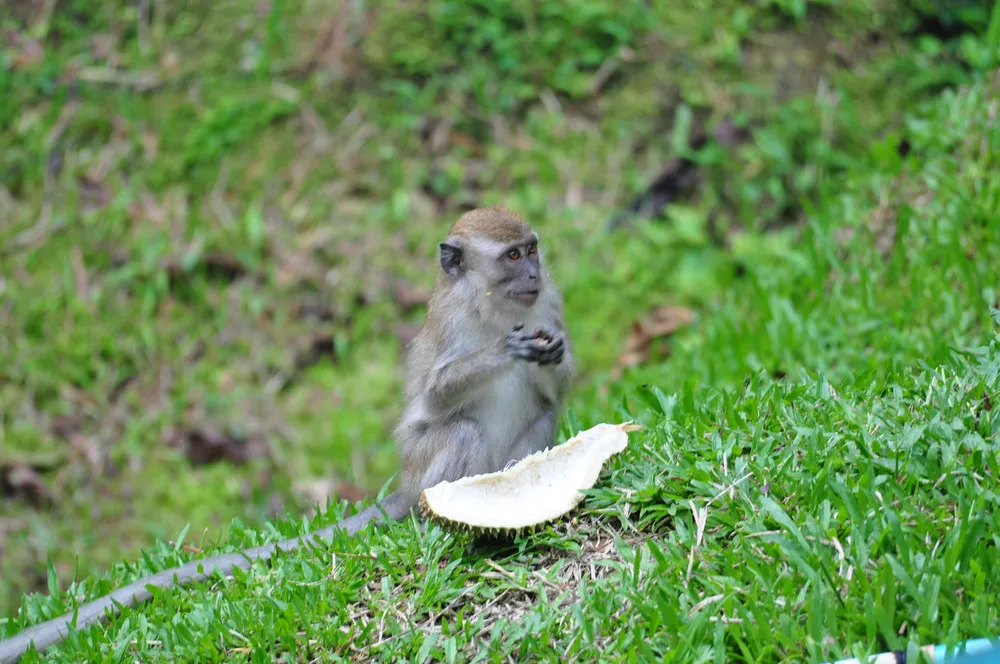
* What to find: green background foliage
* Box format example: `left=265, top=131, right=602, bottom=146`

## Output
left=1, top=0, right=999, bottom=660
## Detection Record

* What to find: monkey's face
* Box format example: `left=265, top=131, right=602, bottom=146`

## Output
left=438, top=225, right=544, bottom=310
left=494, top=238, right=542, bottom=307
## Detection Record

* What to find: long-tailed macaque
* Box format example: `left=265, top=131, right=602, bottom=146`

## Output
left=0, top=206, right=575, bottom=663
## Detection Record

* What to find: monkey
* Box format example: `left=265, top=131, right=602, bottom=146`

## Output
left=0, top=206, right=575, bottom=664
left=393, top=206, right=576, bottom=507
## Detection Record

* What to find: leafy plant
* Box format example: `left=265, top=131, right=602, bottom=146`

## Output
left=363, top=0, right=651, bottom=114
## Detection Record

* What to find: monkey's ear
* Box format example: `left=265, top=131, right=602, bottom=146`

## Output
left=439, top=241, right=464, bottom=276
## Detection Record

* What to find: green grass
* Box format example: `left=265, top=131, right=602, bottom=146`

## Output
left=2, top=0, right=1000, bottom=661
left=5, top=73, right=1000, bottom=662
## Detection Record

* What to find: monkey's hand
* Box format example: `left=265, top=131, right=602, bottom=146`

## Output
left=506, top=325, right=565, bottom=365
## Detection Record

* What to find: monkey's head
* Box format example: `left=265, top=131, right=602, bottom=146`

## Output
left=439, top=206, right=544, bottom=309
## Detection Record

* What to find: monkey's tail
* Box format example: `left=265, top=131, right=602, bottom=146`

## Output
left=0, top=545, right=275, bottom=664
left=0, top=497, right=405, bottom=664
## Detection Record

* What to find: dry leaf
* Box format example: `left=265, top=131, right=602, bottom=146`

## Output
left=164, top=424, right=269, bottom=466
left=614, top=305, right=694, bottom=377
left=0, top=464, right=53, bottom=506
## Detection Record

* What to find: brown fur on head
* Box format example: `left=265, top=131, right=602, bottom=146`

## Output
left=448, top=206, right=532, bottom=243
left=430, top=206, right=547, bottom=327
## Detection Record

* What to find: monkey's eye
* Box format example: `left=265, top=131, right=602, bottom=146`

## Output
left=507, top=248, right=521, bottom=260
left=527, top=243, right=537, bottom=255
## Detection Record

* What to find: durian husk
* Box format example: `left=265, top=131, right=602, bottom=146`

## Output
left=418, top=422, right=642, bottom=537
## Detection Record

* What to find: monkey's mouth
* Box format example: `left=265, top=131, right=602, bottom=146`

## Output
left=511, top=289, right=539, bottom=306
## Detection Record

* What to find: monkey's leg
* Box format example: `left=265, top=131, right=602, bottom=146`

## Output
left=506, top=411, right=557, bottom=466
left=414, top=418, right=491, bottom=491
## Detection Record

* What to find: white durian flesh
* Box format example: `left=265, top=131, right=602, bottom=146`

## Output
left=418, top=422, right=641, bottom=536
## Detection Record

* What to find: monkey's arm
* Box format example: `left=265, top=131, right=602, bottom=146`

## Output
left=425, top=341, right=513, bottom=410
left=426, top=326, right=564, bottom=411
left=0, top=493, right=413, bottom=664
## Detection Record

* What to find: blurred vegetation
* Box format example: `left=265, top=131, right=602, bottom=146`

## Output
left=1, top=1, right=999, bottom=658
